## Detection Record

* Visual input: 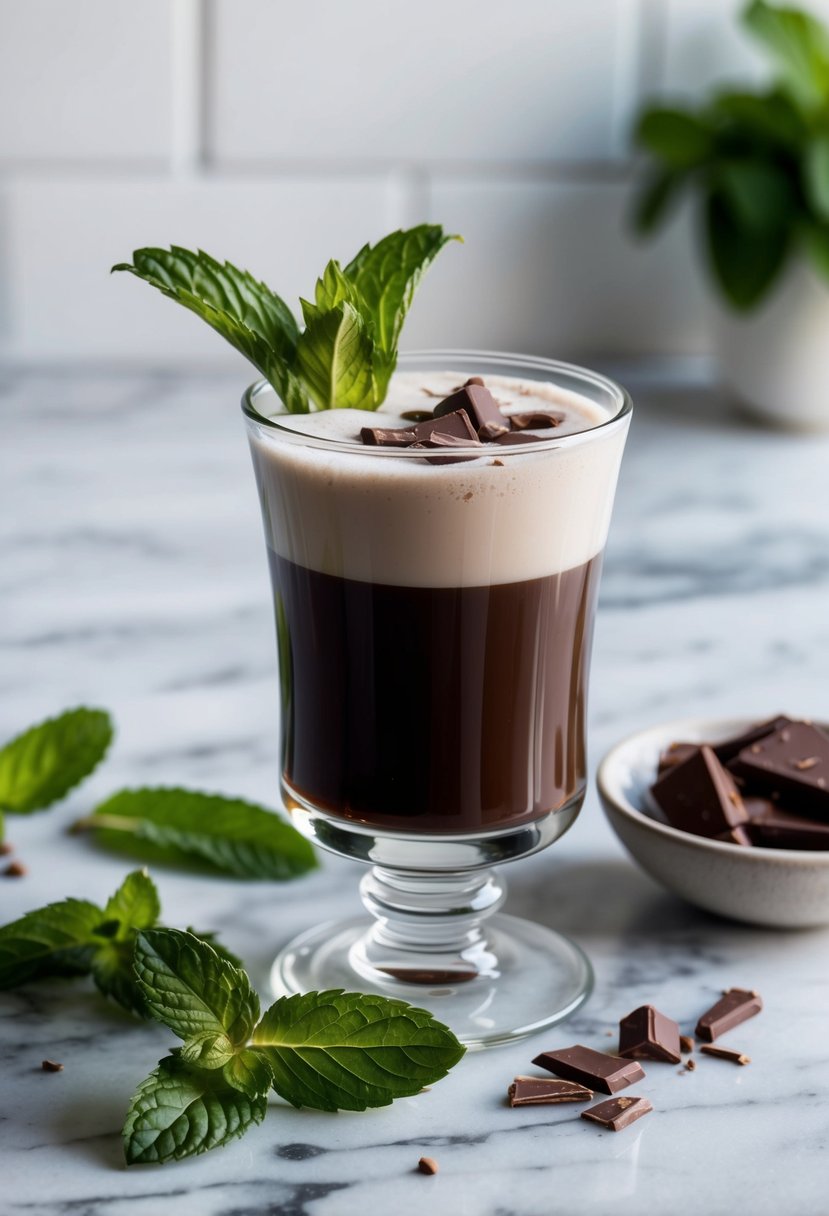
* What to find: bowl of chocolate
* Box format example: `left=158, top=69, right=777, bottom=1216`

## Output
left=597, top=716, right=829, bottom=928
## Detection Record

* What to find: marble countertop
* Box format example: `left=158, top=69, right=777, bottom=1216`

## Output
left=3, top=362, right=829, bottom=1216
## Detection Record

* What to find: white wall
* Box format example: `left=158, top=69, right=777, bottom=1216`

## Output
left=0, top=0, right=825, bottom=364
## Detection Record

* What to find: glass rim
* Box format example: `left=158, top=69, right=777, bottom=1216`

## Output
left=241, top=348, right=633, bottom=458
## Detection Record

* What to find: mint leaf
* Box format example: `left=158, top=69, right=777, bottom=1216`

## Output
left=112, top=247, right=308, bottom=413
left=224, top=1049, right=273, bottom=1099
left=0, top=707, right=113, bottom=814
left=344, top=225, right=460, bottom=359
left=123, top=1054, right=267, bottom=1166
left=296, top=301, right=377, bottom=410
left=103, top=868, right=161, bottom=937
left=251, top=989, right=465, bottom=1112
left=134, top=928, right=260, bottom=1050
left=75, top=787, right=317, bottom=880
left=89, top=870, right=162, bottom=1015
left=0, top=897, right=103, bottom=988
left=744, top=0, right=829, bottom=112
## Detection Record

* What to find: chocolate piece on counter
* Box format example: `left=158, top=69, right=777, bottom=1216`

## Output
left=3, top=861, right=27, bottom=877
left=509, top=410, right=564, bottom=430
left=494, top=431, right=545, bottom=446
left=581, top=1095, right=653, bottom=1132
left=413, top=408, right=479, bottom=444
left=508, top=1076, right=593, bottom=1106
left=657, top=742, right=700, bottom=775
left=729, top=721, right=829, bottom=819
left=711, top=715, right=793, bottom=764
left=695, top=988, right=762, bottom=1042
left=532, top=1046, right=645, bottom=1095
left=0, top=841, right=13, bottom=856
left=41, top=1059, right=64, bottom=1072
left=745, top=805, right=829, bottom=850
left=679, top=1035, right=695, bottom=1054
left=618, top=1005, right=681, bottom=1064
left=433, top=383, right=507, bottom=438
left=360, top=425, right=417, bottom=447
left=683, top=1058, right=696, bottom=1072
left=699, top=1045, right=751, bottom=1065
left=651, top=745, right=748, bottom=839
left=417, top=1156, right=439, bottom=1175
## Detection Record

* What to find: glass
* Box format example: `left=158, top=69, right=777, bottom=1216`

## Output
left=242, top=351, right=631, bottom=1048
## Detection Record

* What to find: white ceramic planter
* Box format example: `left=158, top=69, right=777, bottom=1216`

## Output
left=712, top=258, right=829, bottom=431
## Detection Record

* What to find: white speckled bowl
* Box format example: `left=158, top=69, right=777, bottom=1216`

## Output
left=597, top=717, right=829, bottom=928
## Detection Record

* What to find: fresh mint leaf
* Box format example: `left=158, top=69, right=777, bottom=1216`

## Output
left=134, top=928, right=260, bottom=1050
left=251, top=988, right=465, bottom=1112
left=123, top=1054, right=267, bottom=1165
left=75, top=787, right=317, bottom=880
left=344, top=225, right=460, bottom=359
left=223, top=1048, right=273, bottom=1099
left=103, top=868, right=161, bottom=937
left=112, top=247, right=308, bottom=414
left=296, top=301, right=378, bottom=410
left=0, top=897, right=103, bottom=988
left=91, top=939, right=147, bottom=1016
left=744, top=0, right=829, bottom=112
left=89, top=870, right=162, bottom=1015
left=0, top=707, right=113, bottom=814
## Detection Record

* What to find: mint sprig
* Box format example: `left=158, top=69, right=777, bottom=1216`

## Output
left=73, top=787, right=317, bottom=880
left=0, top=870, right=233, bottom=1017
left=0, top=707, right=113, bottom=821
left=124, top=929, right=465, bottom=1165
left=113, top=225, right=460, bottom=412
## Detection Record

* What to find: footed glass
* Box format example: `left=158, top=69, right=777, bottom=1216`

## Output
left=243, top=351, right=631, bottom=1048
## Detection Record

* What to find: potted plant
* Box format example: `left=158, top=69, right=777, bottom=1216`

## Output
left=633, top=0, right=829, bottom=429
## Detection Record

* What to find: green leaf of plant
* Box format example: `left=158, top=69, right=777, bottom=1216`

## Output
left=802, top=221, right=829, bottom=279
left=75, top=787, right=317, bottom=880
left=344, top=225, right=461, bottom=358
left=251, top=988, right=465, bottom=1112
left=134, top=928, right=260, bottom=1048
left=805, top=135, right=829, bottom=221
left=0, top=707, right=113, bottom=814
left=91, top=938, right=148, bottom=1016
left=632, top=166, right=685, bottom=234
left=716, top=158, right=794, bottom=230
left=705, top=187, right=790, bottom=309
left=179, top=1031, right=236, bottom=1070
left=710, top=88, right=806, bottom=148
left=103, top=868, right=161, bottom=939
left=744, top=0, right=829, bottom=112
left=123, top=1054, right=267, bottom=1165
left=112, top=247, right=308, bottom=413
left=0, top=897, right=103, bottom=988
left=223, top=1048, right=274, bottom=1099
left=635, top=108, right=712, bottom=169
left=185, top=929, right=243, bottom=970
left=296, top=301, right=378, bottom=410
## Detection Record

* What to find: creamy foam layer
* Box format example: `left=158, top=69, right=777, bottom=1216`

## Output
left=248, top=371, right=629, bottom=587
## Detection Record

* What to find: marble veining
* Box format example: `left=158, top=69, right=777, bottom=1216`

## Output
left=2, top=363, right=829, bottom=1216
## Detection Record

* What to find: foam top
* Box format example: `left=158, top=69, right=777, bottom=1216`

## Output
left=248, top=371, right=629, bottom=587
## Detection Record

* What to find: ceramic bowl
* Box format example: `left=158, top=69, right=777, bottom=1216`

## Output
left=597, top=716, right=829, bottom=928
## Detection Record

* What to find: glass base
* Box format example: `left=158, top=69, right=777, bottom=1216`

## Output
left=271, top=911, right=593, bottom=1050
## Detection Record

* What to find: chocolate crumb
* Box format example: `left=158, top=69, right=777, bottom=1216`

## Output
left=4, top=861, right=27, bottom=877
left=41, top=1060, right=64, bottom=1072
left=490, top=459, right=504, bottom=467
left=684, top=1059, right=696, bottom=1072
left=680, top=1035, right=695, bottom=1054
left=0, top=841, right=13, bottom=856
left=793, top=756, right=819, bottom=770
left=700, top=1045, right=751, bottom=1065
left=418, top=1156, right=439, bottom=1175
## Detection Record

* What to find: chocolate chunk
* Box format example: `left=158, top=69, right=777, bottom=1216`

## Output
left=464, top=376, right=485, bottom=386
left=651, top=745, right=748, bottom=838
left=679, top=1035, right=695, bottom=1054
left=712, top=715, right=793, bottom=764
left=581, top=1095, right=653, bottom=1132
left=532, top=1046, right=645, bottom=1094
left=716, top=824, right=753, bottom=846
left=412, top=409, right=479, bottom=444
left=618, top=1005, right=681, bottom=1064
left=409, top=432, right=481, bottom=466
left=695, top=988, right=762, bottom=1042
left=433, top=383, right=506, bottom=438
left=683, top=1058, right=696, bottom=1072
left=509, top=410, right=564, bottom=430
left=657, top=742, right=700, bottom=775
left=508, top=1076, right=593, bottom=1106
left=729, top=721, right=829, bottom=819
left=478, top=420, right=511, bottom=441
left=745, top=804, right=829, bottom=850
left=417, top=1156, right=439, bottom=1175
left=360, top=425, right=417, bottom=447
left=4, top=861, right=27, bottom=877
left=699, top=1045, right=751, bottom=1065
left=0, top=841, right=13, bottom=856
left=41, top=1059, right=64, bottom=1072
left=494, top=431, right=545, bottom=446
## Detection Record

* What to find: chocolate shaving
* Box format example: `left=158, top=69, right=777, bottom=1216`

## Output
left=700, top=1045, right=751, bottom=1065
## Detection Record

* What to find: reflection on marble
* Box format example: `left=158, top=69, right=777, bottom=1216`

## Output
left=2, top=362, right=829, bottom=1216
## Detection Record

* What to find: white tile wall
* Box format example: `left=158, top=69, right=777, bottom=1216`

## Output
left=0, top=0, right=816, bottom=363
left=0, top=0, right=175, bottom=165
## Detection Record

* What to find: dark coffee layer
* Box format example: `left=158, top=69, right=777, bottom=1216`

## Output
left=269, top=550, right=601, bottom=833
